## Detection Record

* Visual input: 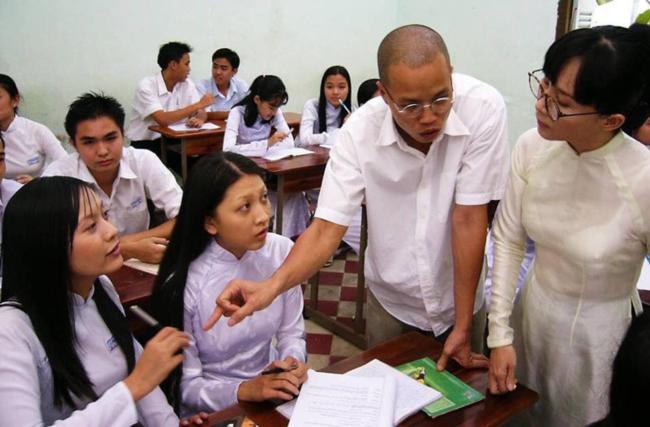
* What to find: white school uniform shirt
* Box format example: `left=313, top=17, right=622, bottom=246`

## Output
left=223, top=105, right=295, bottom=157
left=42, top=146, right=182, bottom=235
left=298, top=98, right=343, bottom=146
left=181, top=234, right=306, bottom=415
left=3, top=115, right=66, bottom=179
left=315, top=73, right=509, bottom=335
left=126, top=72, right=202, bottom=141
left=0, top=179, right=22, bottom=289
left=198, top=76, right=248, bottom=112
left=0, top=277, right=178, bottom=427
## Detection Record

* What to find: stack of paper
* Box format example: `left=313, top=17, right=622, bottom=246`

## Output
left=169, top=122, right=220, bottom=132
left=278, top=359, right=442, bottom=426
left=123, top=258, right=159, bottom=275
left=262, top=147, right=313, bottom=161
left=286, top=370, right=396, bottom=427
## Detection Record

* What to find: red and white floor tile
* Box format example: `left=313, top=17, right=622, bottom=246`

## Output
left=302, top=250, right=365, bottom=370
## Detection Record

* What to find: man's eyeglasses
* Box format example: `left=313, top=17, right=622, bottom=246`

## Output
left=383, top=86, right=453, bottom=118
left=528, top=69, right=600, bottom=121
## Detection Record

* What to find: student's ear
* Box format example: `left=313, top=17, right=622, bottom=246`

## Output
left=602, top=113, right=626, bottom=132
left=253, top=95, right=261, bottom=106
left=69, top=138, right=78, bottom=151
left=232, top=67, right=238, bottom=75
left=377, top=81, right=390, bottom=105
left=204, top=216, right=218, bottom=236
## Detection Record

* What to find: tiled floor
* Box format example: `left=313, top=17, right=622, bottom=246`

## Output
left=303, top=250, right=365, bottom=370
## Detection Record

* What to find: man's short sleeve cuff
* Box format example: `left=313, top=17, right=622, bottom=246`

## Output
left=314, top=206, right=352, bottom=227
left=455, top=191, right=493, bottom=205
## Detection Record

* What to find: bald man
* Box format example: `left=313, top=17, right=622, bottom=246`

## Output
left=206, top=25, right=509, bottom=370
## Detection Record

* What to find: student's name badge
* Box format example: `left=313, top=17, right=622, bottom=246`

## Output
left=27, top=156, right=40, bottom=166
left=129, top=196, right=143, bottom=210
left=106, top=336, right=119, bottom=352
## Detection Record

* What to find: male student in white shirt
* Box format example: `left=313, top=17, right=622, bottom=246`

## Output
left=126, top=41, right=214, bottom=156
left=199, top=48, right=249, bottom=120
left=44, top=93, right=182, bottom=264
left=206, top=25, right=509, bottom=372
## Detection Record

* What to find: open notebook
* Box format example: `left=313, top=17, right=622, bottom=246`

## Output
left=262, top=147, right=313, bottom=161
left=279, top=359, right=442, bottom=426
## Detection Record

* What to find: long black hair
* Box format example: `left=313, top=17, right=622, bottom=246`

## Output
left=235, top=75, right=288, bottom=127
left=0, top=74, right=19, bottom=114
left=151, top=152, right=266, bottom=410
left=1, top=177, right=134, bottom=407
left=318, top=66, right=352, bottom=133
left=543, top=26, right=650, bottom=133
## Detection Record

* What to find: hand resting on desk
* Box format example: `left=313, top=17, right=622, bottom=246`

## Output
left=237, top=356, right=308, bottom=403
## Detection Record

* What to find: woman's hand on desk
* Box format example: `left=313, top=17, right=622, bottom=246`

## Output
left=488, top=345, right=517, bottom=394
left=268, top=131, right=288, bottom=147
left=120, top=236, right=168, bottom=264
left=203, top=278, right=282, bottom=330
left=237, top=358, right=308, bottom=402
left=123, top=327, right=190, bottom=401
left=179, top=411, right=209, bottom=426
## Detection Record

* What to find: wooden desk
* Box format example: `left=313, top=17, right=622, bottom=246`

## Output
left=150, top=113, right=302, bottom=182
left=202, top=332, right=538, bottom=427
left=251, top=146, right=329, bottom=235
left=108, top=266, right=156, bottom=335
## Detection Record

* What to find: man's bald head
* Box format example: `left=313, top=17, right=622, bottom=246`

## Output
left=377, top=25, right=450, bottom=87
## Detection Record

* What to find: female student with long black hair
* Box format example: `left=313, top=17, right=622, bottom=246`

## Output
left=487, top=25, right=650, bottom=425
left=299, top=65, right=352, bottom=146
left=151, top=152, right=307, bottom=416
left=0, top=74, right=66, bottom=184
left=223, top=75, right=310, bottom=238
left=0, top=177, right=189, bottom=426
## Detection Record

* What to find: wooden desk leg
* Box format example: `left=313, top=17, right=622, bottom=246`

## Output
left=160, top=136, right=168, bottom=165
left=181, top=138, right=188, bottom=183
left=275, top=175, right=285, bottom=235
left=355, top=206, right=367, bottom=335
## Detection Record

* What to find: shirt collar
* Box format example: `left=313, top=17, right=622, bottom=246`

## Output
left=156, top=72, right=171, bottom=97
left=74, top=149, right=137, bottom=186
left=207, top=238, right=253, bottom=263
left=4, top=115, right=20, bottom=133
left=70, top=283, right=96, bottom=306
left=377, top=105, right=470, bottom=148
left=212, top=78, right=239, bottom=100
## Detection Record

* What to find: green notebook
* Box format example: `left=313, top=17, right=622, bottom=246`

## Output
left=396, top=357, right=484, bottom=418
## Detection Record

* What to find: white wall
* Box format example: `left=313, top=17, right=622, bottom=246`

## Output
left=0, top=0, right=558, bottom=143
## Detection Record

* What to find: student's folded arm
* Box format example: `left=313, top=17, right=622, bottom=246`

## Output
left=181, top=307, right=243, bottom=413
left=38, top=125, right=67, bottom=161
left=298, top=103, right=326, bottom=146
left=138, top=150, right=183, bottom=221
left=273, top=110, right=296, bottom=149
left=149, top=104, right=203, bottom=127
left=223, top=113, right=268, bottom=157
left=276, top=285, right=307, bottom=362
left=207, top=110, right=229, bottom=120
left=0, top=320, right=140, bottom=427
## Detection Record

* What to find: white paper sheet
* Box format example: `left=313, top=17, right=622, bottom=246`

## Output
left=168, top=122, right=220, bottom=132
left=347, top=359, right=442, bottom=424
left=286, top=370, right=395, bottom=427
left=262, top=148, right=313, bottom=161
left=123, top=258, right=159, bottom=275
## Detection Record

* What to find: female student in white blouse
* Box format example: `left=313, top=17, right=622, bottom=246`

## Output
left=487, top=26, right=650, bottom=426
left=151, top=152, right=307, bottom=416
left=299, top=65, right=352, bottom=147
left=223, top=75, right=310, bottom=238
left=0, top=177, right=190, bottom=426
left=0, top=74, right=66, bottom=184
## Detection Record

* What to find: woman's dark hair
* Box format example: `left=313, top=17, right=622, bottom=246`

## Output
left=1, top=177, right=134, bottom=407
left=0, top=74, right=20, bottom=114
left=235, top=75, right=288, bottom=127
left=357, top=78, right=379, bottom=106
left=151, top=152, right=266, bottom=410
left=318, top=66, right=352, bottom=133
left=589, top=310, right=650, bottom=426
left=543, top=26, right=650, bottom=133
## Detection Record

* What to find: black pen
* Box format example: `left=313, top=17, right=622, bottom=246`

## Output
left=261, top=364, right=298, bottom=375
